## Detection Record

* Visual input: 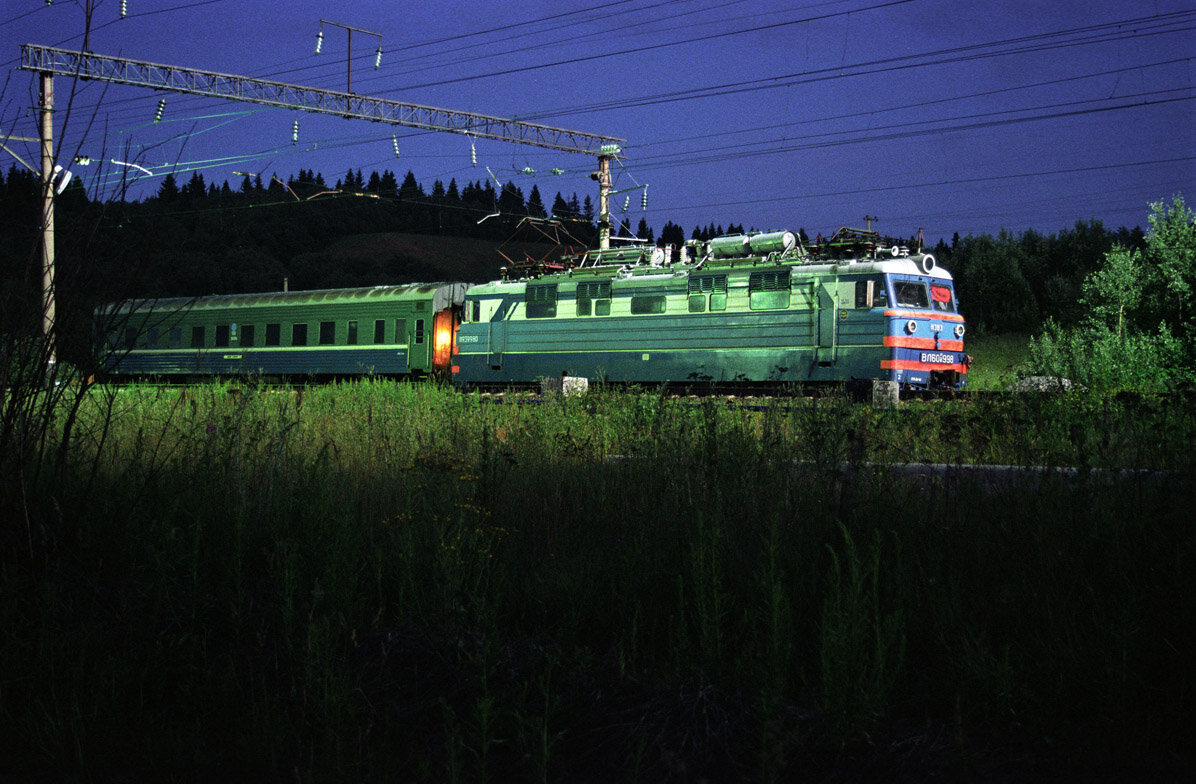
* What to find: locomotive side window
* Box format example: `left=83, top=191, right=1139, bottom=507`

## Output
left=895, top=281, right=930, bottom=308
left=395, top=319, right=407, bottom=343
left=526, top=284, right=558, bottom=318
left=170, top=327, right=182, bottom=348
left=414, top=319, right=425, bottom=344
left=123, top=327, right=139, bottom=349
left=346, top=321, right=358, bottom=345
left=470, top=301, right=481, bottom=322
left=374, top=319, right=386, bottom=344
left=749, top=271, right=791, bottom=310
left=292, top=323, right=308, bottom=347
left=241, top=324, right=255, bottom=347
left=577, top=282, right=611, bottom=317
left=689, top=275, right=727, bottom=312
left=854, top=279, right=889, bottom=308
left=215, top=324, right=231, bottom=348
left=631, top=295, right=667, bottom=314
left=191, top=325, right=205, bottom=348
left=319, top=321, right=336, bottom=345
left=265, top=323, right=281, bottom=346
left=147, top=328, right=159, bottom=349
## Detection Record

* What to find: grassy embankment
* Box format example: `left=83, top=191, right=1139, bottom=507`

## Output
left=2, top=370, right=1193, bottom=781
left=962, top=332, right=1031, bottom=390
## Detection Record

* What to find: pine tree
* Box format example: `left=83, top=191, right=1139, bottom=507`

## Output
left=499, top=181, right=524, bottom=214
left=399, top=171, right=423, bottom=200
left=157, top=173, right=180, bottom=201
left=379, top=170, right=398, bottom=196
left=527, top=184, right=546, bottom=218
left=551, top=192, right=570, bottom=219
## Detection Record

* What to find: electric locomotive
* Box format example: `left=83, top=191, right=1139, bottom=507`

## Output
left=452, top=228, right=967, bottom=389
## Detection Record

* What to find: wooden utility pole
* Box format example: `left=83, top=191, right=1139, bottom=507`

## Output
left=594, top=153, right=613, bottom=250
left=39, top=70, right=56, bottom=372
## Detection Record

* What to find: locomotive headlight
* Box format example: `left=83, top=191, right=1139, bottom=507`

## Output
left=954, top=323, right=966, bottom=338
left=906, top=320, right=918, bottom=334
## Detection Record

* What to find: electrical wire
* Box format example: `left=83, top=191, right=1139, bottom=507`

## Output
left=5, top=1, right=1191, bottom=236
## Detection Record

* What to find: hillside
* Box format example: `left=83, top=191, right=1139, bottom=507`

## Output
left=292, top=232, right=562, bottom=287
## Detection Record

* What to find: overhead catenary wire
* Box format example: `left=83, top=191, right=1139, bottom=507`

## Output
left=4, top=1, right=1190, bottom=238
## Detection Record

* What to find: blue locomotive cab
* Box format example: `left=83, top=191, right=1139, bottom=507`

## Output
left=878, top=257, right=968, bottom=389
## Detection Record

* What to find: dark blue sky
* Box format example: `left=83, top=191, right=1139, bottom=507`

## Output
left=3, top=0, right=1193, bottom=244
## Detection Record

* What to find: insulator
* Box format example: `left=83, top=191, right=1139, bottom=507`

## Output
left=315, top=29, right=323, bottom=55
left=521, top=166, right=535, bottom=175
left=292, top=120, right=299, bottom=144
left=622, top=196, right=630, bottom=213
left=550, top=167, right=564, bottom=175
left=120, top=0, right=127, bottom=18
left=641, top=187, right=648, bottom=210
left=470, top=139, right=477, bottom=166
left=392, top=135, right=400, bottom=157
left=153, top=98, right=165, bottom=123
left=53, top=166, right=73, bottom=195
left=374, top=46, right=383, bottom=69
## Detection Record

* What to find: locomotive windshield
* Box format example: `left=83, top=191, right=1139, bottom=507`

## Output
left=930, top=284, right=956, bottom=313
left=894, top=280, right=930, bottom=308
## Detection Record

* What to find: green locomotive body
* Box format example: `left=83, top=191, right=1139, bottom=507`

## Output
left=100, top=282, right=469, bottom=380
left=452, top=231, right=967, bottom=389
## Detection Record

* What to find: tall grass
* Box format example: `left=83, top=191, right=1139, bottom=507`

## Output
left=2, top=381, right=1193, bottom=780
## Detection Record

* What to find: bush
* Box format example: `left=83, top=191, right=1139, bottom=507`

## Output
left=1026, top=319, right=1192, bottom=393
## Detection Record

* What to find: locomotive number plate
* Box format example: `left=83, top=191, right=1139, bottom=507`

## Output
left=920, top=352, right=955, bottom=364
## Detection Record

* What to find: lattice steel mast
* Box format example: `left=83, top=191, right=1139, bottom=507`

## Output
left=20, top=45, right=623, bottom=158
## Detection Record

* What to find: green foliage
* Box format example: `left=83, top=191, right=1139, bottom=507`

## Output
left=1024, top=197, right=1196, bottom=391
left=943, top=218, right=1145, bottom=334
left=1027, top=319, right=1189, bottom=392
left=1141, top=195, right=1196, bottom=343
left=950, top=231, right=1039, bottom=333
left=1081, top=246, right=1142, bottom=336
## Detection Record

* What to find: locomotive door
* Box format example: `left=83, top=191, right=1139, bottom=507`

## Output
left=817, top=281, right=837, bottom=364
left=488, top=321, right=505, bottom=369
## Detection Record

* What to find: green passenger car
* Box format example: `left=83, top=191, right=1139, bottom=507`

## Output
left=99, top=282, right=470, bottom=380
